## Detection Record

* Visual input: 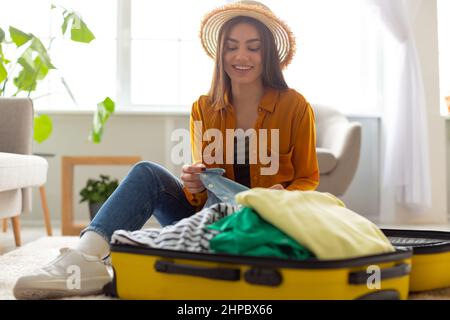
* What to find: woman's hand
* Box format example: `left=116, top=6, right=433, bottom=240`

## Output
left=268, top=184, right=284, bottom=190
left=181, top=162, right=206, bottom=194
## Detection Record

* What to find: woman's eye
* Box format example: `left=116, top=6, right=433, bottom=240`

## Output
left=226, top=47, right=259, bottom=52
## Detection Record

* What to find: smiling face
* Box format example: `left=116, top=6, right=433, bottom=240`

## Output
left=208, top=16, right=288, bottom=109
left=223, top=22, right=263, bottom=86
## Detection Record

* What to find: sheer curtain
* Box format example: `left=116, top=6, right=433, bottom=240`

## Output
left=369, top=0, right=432, bottom=216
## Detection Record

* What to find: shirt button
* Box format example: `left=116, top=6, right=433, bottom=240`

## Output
left=208, top=184, right=214, bottom=188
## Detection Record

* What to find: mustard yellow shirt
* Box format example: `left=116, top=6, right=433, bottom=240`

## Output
left=183, top=87, right=320, bottom=209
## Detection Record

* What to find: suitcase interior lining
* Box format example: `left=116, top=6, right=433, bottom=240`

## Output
left=383, top=229, right=450, bottom=254
left=388, top=237, right=450, bottom=247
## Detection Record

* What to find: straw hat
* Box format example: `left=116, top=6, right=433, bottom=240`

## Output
left=200, top=0, right=296, bottom=69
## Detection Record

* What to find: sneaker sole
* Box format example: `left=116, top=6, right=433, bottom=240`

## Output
left=13, top=287, right=104, bottom=300
left=13, top=276, right=111, bottom=300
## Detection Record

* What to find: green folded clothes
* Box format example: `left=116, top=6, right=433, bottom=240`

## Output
left=207, top=206, right=314, bottom=260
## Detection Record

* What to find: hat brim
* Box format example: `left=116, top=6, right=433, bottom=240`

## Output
left=200, top=3, right=296, bottom=69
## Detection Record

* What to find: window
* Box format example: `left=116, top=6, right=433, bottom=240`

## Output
left=128, top=0, right=224, bottom=107
left=0, top=0, right=117, bottom=110
left=1, top=0, right=383, bottom=115
left=261, top=0, right=383, bottom=116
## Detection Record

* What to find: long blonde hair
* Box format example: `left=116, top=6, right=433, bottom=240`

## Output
left=208, top=16, right=289, bottom=108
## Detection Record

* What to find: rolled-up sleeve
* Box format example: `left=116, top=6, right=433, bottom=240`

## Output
left=286, top=102, right=320, bottom=191
left=182, top=100, right=208, bottom=209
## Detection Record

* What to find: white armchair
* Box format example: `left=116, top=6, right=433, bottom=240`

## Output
left=312, top=104, right=362, bottom=197
left=0, top=98, right=52, bottom=246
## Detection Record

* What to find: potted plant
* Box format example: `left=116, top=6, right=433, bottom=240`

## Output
left=79, top=174, right=119, bottom=220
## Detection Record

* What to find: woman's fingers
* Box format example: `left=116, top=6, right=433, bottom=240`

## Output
left=181, top=163, right=206, bottom=194
left=180, top=173, right=201, bottom=182
left=184, top=182, right=203, bottom=190
left=184, top=183, right=205, bottom=191
left=268, top=184, right=284, bottom=190
left=183, top=180, right=205, bottom=193
left=181, top=178, right=203, bottom=187
left=182, top=164, right=205, bottom=174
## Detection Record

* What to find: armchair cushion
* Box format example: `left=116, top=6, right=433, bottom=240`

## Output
left=316, top=148, right=337, bottom=175
left=0, top=152, right=48, bottom=192
left=312, top=104, right=362, bottom=196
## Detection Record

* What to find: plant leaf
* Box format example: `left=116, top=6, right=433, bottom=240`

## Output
left=9, top=26, right=32, bottom=47
left=101, top=97, right=115, bottom=113
left=70, top=16, right=95, bottom=43
left=90, top=97, right=115, bottom=144
left=61, top=11, right=95, bottom=43
left=61, top=12, right=74, bottom=35
left=13, top=39, right=55, bottom=95
left=0, top=61, right=7, bottom=83
left=0, top=27, right=5, bottom=43
left=34, top=56, right=50, bottom=80
left=14, top=48, right=37, bottom=93
left=13, top=72, right=36, bottom=93
left=30, top=38, right=55, bottom=69
left=34, top=114, right=53, bottom=143
left=14, top=68, right=37, bottom=93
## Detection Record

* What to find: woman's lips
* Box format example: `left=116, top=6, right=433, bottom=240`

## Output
left=232, top=65, right=253, bottom=75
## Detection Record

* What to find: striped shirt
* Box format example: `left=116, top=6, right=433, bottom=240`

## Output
left=111, top=203, right=239, bottom=252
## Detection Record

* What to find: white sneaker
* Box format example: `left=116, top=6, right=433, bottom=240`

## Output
left=13, top=248, right=112, bottom=300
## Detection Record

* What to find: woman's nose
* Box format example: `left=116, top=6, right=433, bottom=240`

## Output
left=234, top=49, right=251, bottom=62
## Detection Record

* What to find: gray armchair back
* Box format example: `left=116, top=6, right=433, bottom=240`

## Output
left=0, top=98, right=34, bottom=155
left=312, top=104, right=362, bottom=197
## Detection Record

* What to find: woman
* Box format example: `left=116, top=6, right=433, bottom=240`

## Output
left=13, top=0, right=319, bottom=299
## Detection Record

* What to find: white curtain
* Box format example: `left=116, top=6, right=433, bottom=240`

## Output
left=370, top=0, right=432, bottom=214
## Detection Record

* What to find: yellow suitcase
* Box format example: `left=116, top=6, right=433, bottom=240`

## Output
left=105, top=244, right=412, bottom=300
left=383, top=229, right=450, bottom=292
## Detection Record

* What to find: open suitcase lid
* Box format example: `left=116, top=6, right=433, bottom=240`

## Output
left=383, top=229, right=450, bottom=254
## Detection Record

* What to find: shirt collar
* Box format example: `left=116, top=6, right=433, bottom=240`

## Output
left=213, top=87, right=279, bottom=113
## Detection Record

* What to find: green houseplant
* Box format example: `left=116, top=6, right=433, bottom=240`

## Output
left=79, top=174, right=118, bottom=220
left=0, top=3, right=115, bottom=144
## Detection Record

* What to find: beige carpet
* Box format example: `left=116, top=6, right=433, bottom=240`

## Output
left=1, top=236, right=449, bottom=300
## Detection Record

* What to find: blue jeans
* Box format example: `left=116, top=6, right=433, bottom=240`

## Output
left=81, top=162, right=250, bottom=242
left=81, top=161, right=197, bottom=242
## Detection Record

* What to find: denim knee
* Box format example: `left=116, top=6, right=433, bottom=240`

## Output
left=129, top=160, right=162, bottom=182
left=130, top=161, right=166, bottom=177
